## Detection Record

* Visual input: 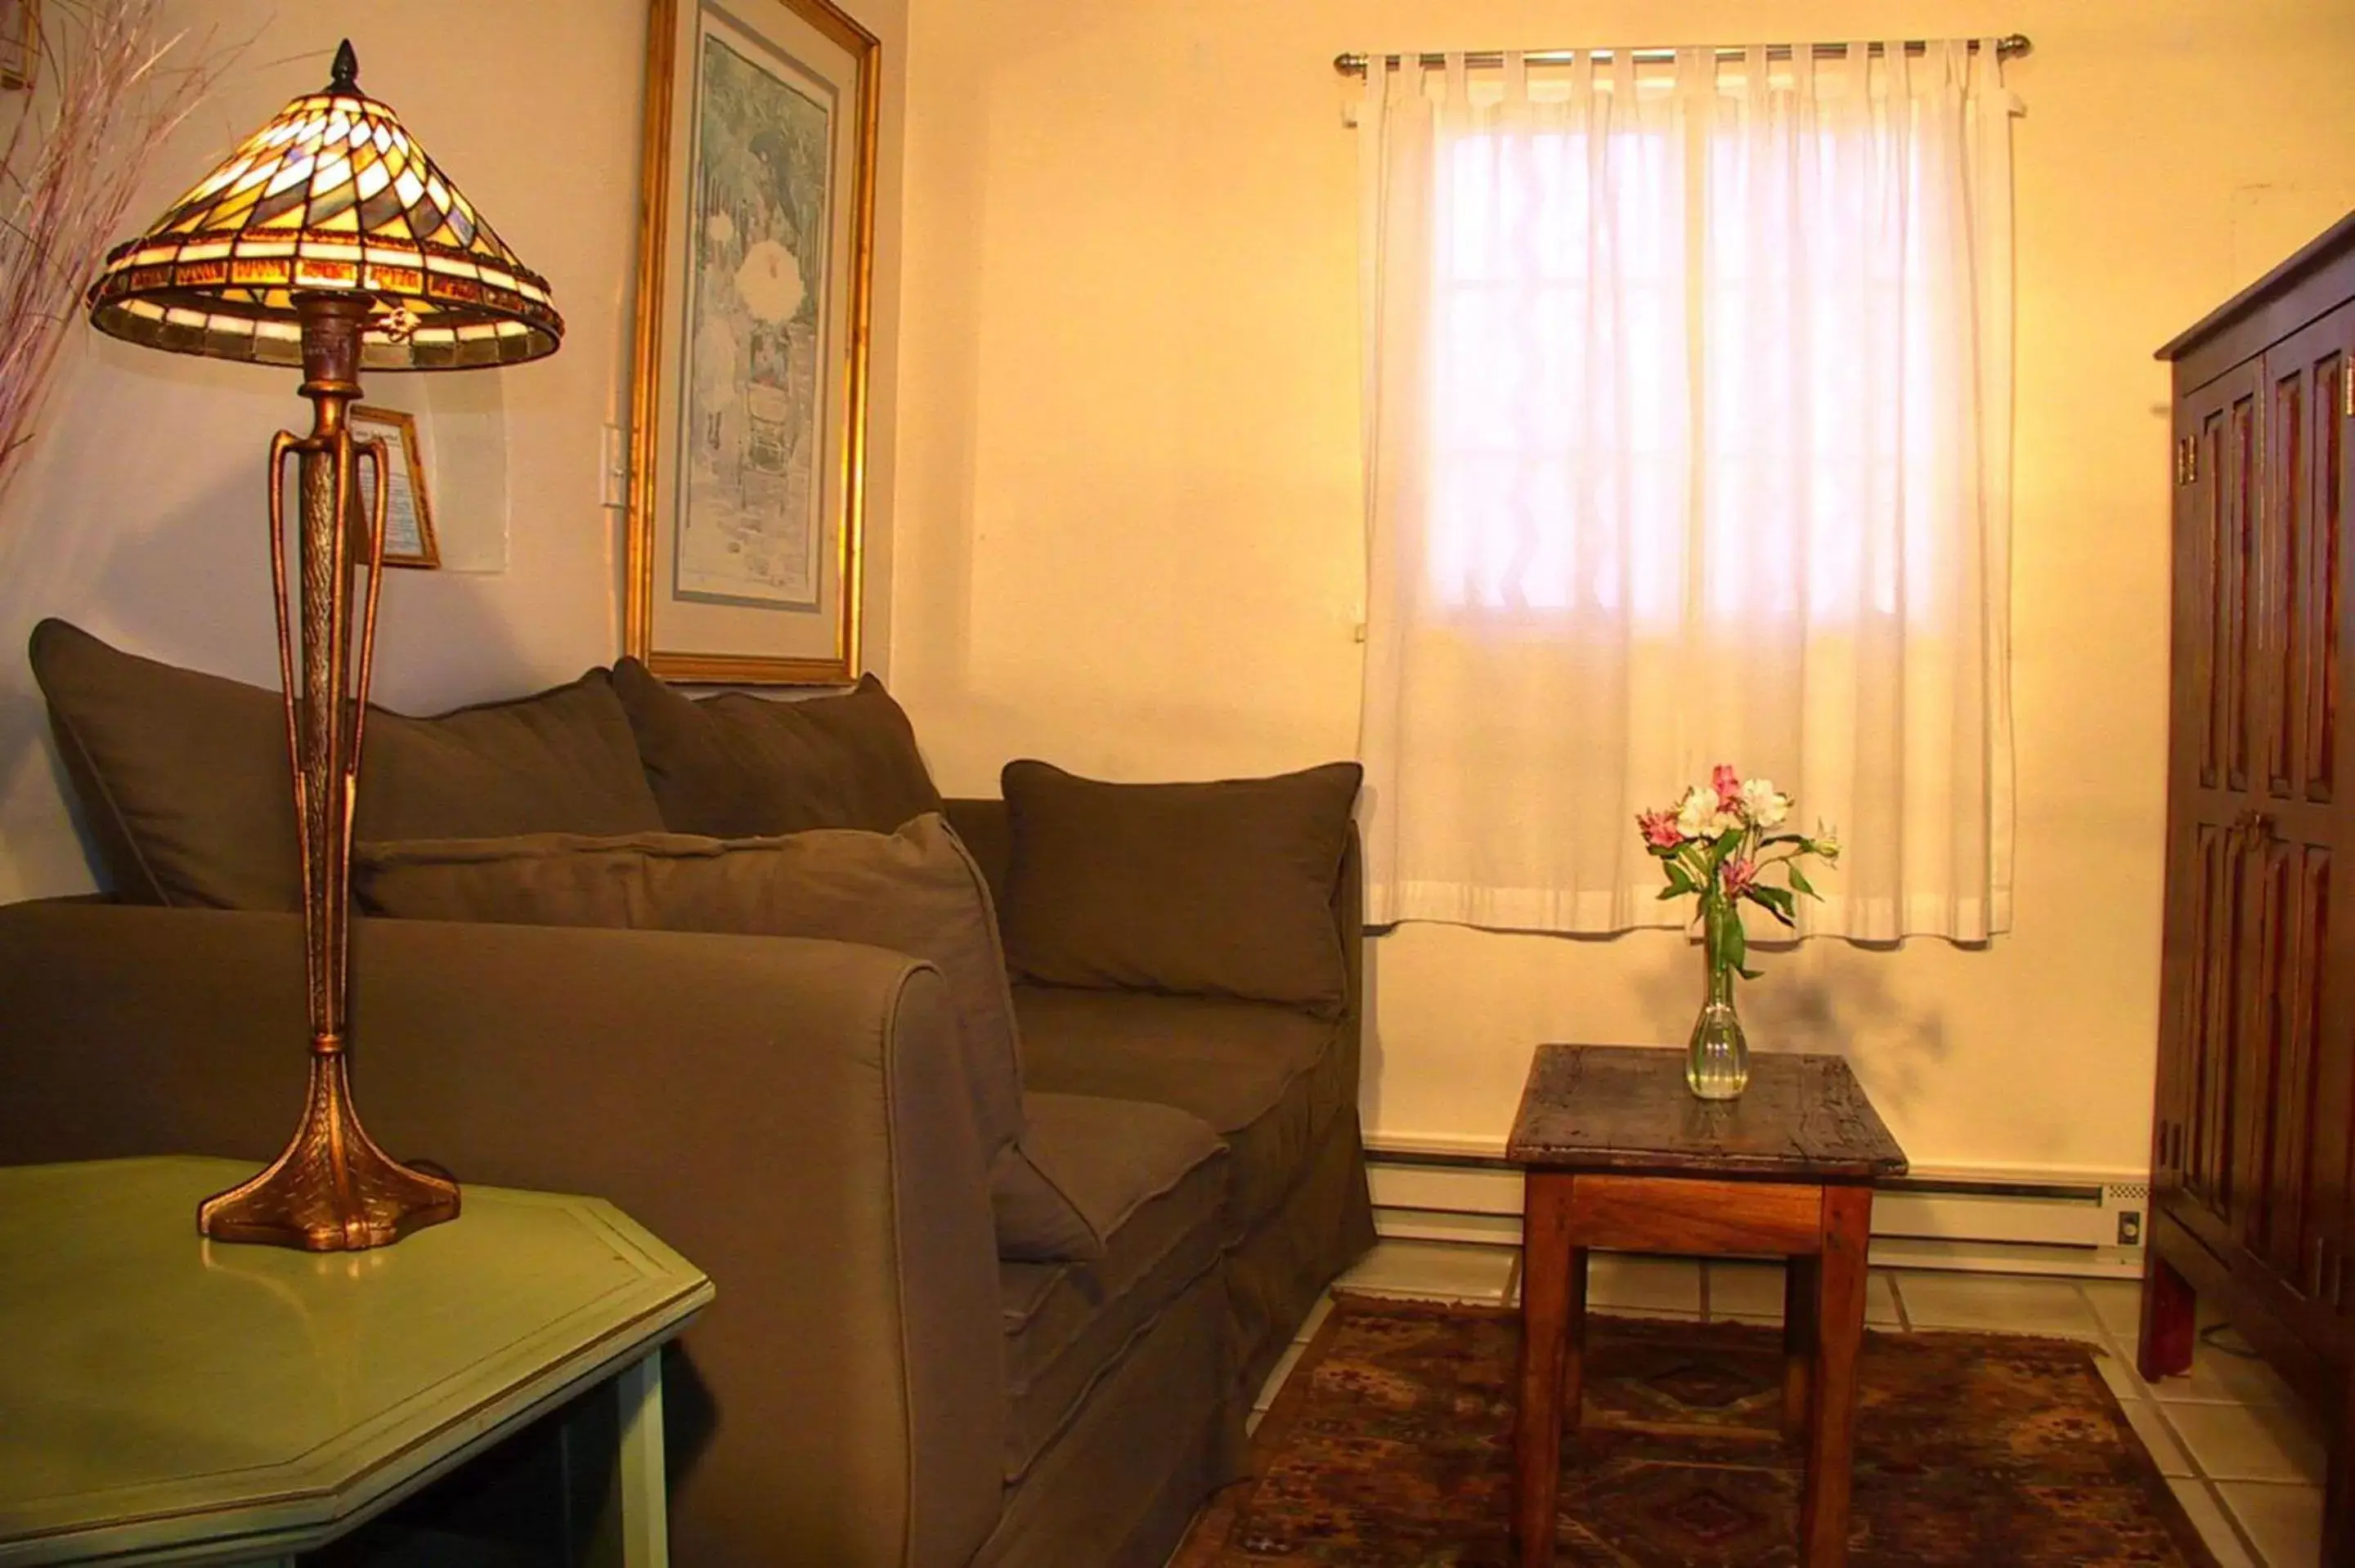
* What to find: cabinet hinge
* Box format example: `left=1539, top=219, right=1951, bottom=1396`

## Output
left=2175, top=437, right=2194, bottom=486
left=2344, top=352, right=2354, bottom=419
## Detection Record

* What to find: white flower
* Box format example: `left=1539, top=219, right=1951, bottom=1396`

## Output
left=1675, top=786, right=1738, bottom=840
left=1740, top=777, right=1791, bottom=828
left=1813, top=825, right=1841, bottom=862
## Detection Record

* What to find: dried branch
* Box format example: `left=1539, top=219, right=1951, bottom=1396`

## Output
left=0, top=0, right=232, bottom=505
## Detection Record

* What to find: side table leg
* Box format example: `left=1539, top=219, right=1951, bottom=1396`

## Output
left=1783, top=1256, right=1819, bottom=1441
left=1799, top=1186, right=1872, bottom=1568
left=584, top=1349, right=671, bottom=1568
left=1516, top=1172, right=1577, bottom=1568
left=1564, top=1245, right=1589, bottom=1440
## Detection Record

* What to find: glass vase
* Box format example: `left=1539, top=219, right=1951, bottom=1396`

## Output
left=1686, top=893, right=1751, bottom=1100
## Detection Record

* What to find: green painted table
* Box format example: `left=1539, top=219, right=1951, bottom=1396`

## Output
left=0, top=1157, right=713, bottom=1566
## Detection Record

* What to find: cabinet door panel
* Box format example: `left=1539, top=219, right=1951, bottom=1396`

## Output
left=2162, top=361, right=2268, bottom=1248
left=2180, top=821, right=2241, bottom=1229
left=2267, top=306, right=2355, bottom=1319
left=2233, top=834, right=2330, bottom=1284
left=2227, top=382, right=2264, bottom=791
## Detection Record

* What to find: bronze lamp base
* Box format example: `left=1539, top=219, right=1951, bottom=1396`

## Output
left=198, top=1046, right=459, bottom=1250
left=194, top=289, right=460, bottom=1252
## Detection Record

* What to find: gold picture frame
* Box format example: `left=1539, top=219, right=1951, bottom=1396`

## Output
left=626, top=0, right=879, bottom=684
left=0, top=0, right=37, bottom=92
left=349, top=405, right=439, bottom=569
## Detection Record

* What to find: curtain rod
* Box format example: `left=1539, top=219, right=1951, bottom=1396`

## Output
left=1333, top=35, right=2033, bottom=78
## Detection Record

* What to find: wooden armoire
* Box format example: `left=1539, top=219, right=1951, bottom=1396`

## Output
left=2142, top=211, right=2355, bottom=1564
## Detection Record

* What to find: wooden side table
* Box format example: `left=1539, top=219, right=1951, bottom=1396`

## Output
left=0, top=1156, right=714, bottom=1566
left=1506, top=1045, right=1907, bottom=1568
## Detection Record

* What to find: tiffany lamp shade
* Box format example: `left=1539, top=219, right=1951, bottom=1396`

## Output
left=85, top=42, right=563, bottom=1252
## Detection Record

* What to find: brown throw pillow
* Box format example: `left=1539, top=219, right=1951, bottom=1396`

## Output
left=998, top=759, right=1363, bottom=1015
left=611, top=656, right=944, bottom=838
left=29, top=619, right=665, bottom=911
left=355, top=813, right=1101, bottom=1262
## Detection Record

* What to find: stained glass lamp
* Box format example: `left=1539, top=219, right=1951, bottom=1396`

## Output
left=84, top=41, right=563, bottom=1252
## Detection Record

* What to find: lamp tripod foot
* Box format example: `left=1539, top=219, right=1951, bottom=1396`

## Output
left=197, top=1049, right=459, bottom=1251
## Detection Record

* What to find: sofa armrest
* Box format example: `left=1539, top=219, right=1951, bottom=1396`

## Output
left=0, top=900, right=1003, bottom=1568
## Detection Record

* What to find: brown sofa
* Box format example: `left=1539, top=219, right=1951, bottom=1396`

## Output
left=0, top=626, right=1377, bottom=1566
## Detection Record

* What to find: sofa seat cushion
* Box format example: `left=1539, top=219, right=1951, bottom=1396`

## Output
left=998, top=1092, right=1227, bottom=1485
left=1012, top=985, right=1352, bottom=1235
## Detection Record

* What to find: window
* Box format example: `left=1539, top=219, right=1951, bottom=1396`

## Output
left=1357, top=45, right=2015, bottom=941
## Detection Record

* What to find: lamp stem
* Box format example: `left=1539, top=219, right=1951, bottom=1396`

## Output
left=195, top=290, right=459, bottom=1252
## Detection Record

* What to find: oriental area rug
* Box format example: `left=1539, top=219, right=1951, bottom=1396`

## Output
left=1173, top=1294, right=2220, bottom=1568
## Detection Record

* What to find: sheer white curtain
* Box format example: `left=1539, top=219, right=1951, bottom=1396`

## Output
left=1357, top=42, right=2015, bottom=941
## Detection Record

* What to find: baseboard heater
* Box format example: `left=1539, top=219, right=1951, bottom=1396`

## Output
left=1365, top=1141, right=2149, bottom=1280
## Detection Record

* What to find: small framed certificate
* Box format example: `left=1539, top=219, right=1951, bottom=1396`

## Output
left=351, top=405, right=440, bottom=569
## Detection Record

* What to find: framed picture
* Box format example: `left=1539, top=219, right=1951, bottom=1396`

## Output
left=350, top=405, right=440, bottom=569
left=626, top=0, right=880, bottom=683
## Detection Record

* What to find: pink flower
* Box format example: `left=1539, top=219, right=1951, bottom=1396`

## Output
left=1721, top=856, right=1759, bottom=898
left=1637, top=809, right=1685, bottom=849
left=1712, top=764, right=1744, bottom=811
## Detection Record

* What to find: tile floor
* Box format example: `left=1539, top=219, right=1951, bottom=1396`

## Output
left=1240, top=1240, right=2330, bottom=1568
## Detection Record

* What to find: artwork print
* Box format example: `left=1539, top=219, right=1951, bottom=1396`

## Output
left=351, top=405, right=437, bottom=569
left=675, top=33, right=836, bottom=610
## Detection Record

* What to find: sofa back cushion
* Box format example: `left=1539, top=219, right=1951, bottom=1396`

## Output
left=611, top=657, right=943, bottom=838
left=29, top=619, right=665, bottom=911
left=354, top=812, right=1102, bottom=1261
left=998, top=759, right=1363, bottom=1016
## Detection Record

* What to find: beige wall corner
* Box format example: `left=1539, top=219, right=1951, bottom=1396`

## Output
left=886, top=0, right=2355, bottom=1176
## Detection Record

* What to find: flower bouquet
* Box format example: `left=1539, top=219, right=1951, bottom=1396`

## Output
left=1637, top=766, right=1840, bottom=1100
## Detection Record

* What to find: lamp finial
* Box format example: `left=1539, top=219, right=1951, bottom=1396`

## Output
left=329, top=40, right=358, bottom=94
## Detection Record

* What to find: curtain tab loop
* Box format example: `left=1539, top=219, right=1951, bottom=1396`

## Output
left=1883, top=37, right=1912, bottom=98
left=1502, top=48, right=1527, bottom=105
left=1608, top=45, right=1637, bottom=110
left=1360, top=45, right=1388, bottom=118
left=1670, top=45, right=1706, bottom=106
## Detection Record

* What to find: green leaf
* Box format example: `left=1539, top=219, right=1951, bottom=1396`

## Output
left=1788, top=864, right=1819, bottom=899
left=1747, top=885, right=1797, bottom=927
left=1721, top=908, right=1747, bottom=974
left=1738, top=965, right=1764, bottom=981
left=1711, top=826, right=1744, bottom=860
left=1661, top=863, right=1695, bottom=897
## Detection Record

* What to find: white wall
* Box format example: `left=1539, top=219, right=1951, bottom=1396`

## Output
left=889, top=0, right=2355, bottom=1176
left=0, top=0, right=909, bottom=901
